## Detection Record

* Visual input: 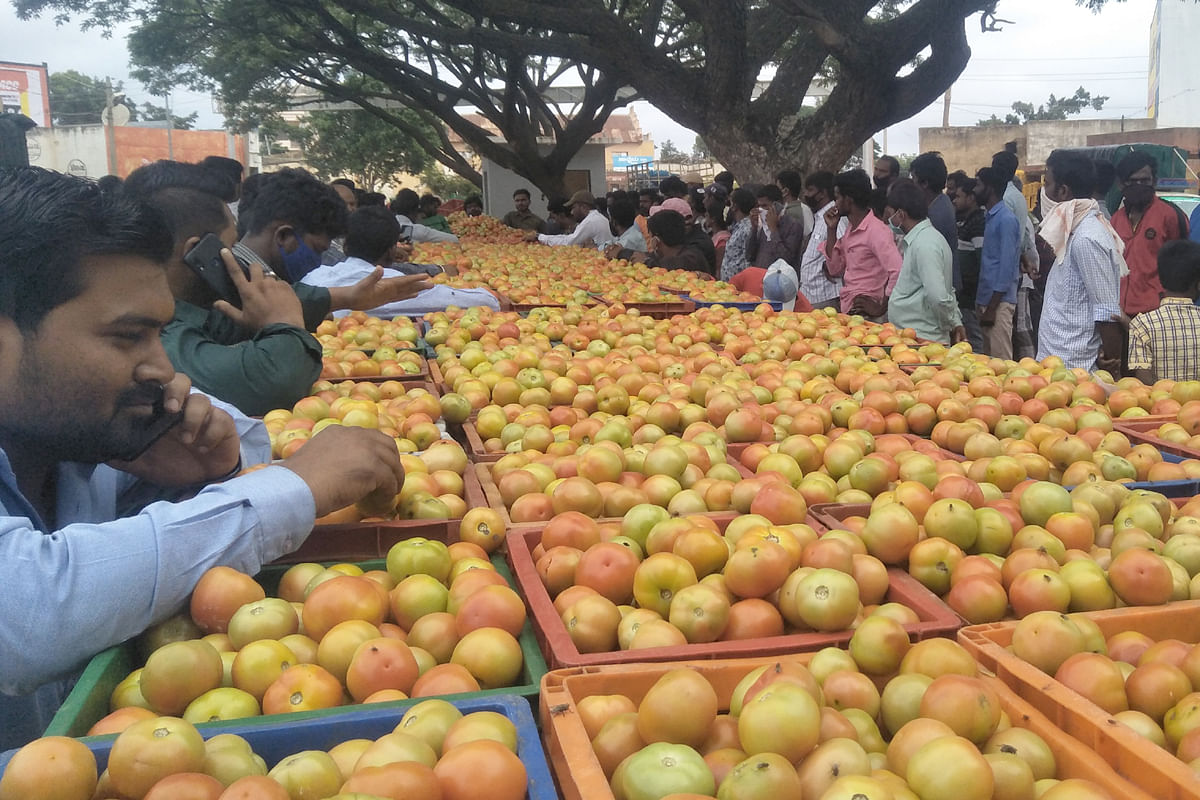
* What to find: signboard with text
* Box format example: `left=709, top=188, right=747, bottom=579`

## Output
left=611, top=154, right=654, bottom=169
left=0, top=61, right=51, bottom=128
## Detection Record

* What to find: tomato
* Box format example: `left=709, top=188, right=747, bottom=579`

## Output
left=86, top=706, right=157, bottom=737
left=795, top=738, right=870, bottom=799
left=143, top=772, right=224, bottom=800
left=317, top=619, right=382, bottom=684
left=0, top=736, right=97, bottom=800
left=139, top=639, right=224, bottom=715
left=190, top=566, right=265, bottom=634
left=302, top=575, right=389, bottom=641
left=906, top=735, right=994, bottom=800
left=724, top=541, right=791, bottom=599
left=720, top=598, right=784, bottom=641
left=386, top=537, right=453, bottom=583
left=578, top=694, right=639, bottom=741
left=267, top=750, right=343, bottom=800
left=575, top=541, right=642, bottom=604
left=355, top=732, right=437, bottom=770
left=226, top=597, right=299, bottom=649
left=637, top=669, right=718, bottom=749
left=615, top=743, right=714, bottom=800
left=563, top=593, right=622, bottom=654
left=793, top=568, right=860, bottom=632
left=442, top=710, right=520, bottom=753
left=722, top=751, right=803, bottom=800
left=202, top=733, right=268, bottom=787
left=341, top=762, right=441, bottom=800
left=451, top=627, right=523, bottom=688
left=260, top=663, right=344, bottom=715
left=411, top=663, right=481, bottom=697
left=398, top=698, right=464, bottom=756
left=436, top=739, right=527, bottom=800
left=633, top=553, right=698, bottom=617
left=345, top=637, right=420, bottom=701
left=919, top=675, right=1001, bottom=744
left=183, top=687, right=260, bottom=724
left=231, top=638, right=296, bottom=701
left=108, top=716, right=206, bottom=800
left=454, top=585, right=527, bottom=638
left=848, top=615, right=910, bottom=676
left=739, top=682, right=820, bottom=762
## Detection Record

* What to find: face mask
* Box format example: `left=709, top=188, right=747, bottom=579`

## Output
left=1040, top=187, right=1058, bottom=216
left=279, top=239, right=322, bottom=281
left=887, top=212, right=903, bottom=236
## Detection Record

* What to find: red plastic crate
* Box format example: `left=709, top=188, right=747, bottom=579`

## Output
left=464, top=420, right=504, bottom=463
left=268, top=465, right=486, bottom=564
left=808, top=502, right=872, bottom=532
left=600, top=297, right=696, bottom=319
left=1114, top=418, right=1200, bottom=461
left=959, top=604, right=1200, bottom=800
left=539, top=654, right=1154, bottom=800
left=507, top=526, right=961, bottom=670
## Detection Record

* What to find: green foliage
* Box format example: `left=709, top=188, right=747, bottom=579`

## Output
left=692, top=135, right=711, bottom=162
left=658, top=139, right=686, bottom=162
left=298, top=105, right=435, bottom=189
left=977, top=87, right=1108, bottom=126
left=420, top=166, right=480, bottom=199
left=48, top=70, right=136, bottom=125
left=137, top=101, right=198, bottom=129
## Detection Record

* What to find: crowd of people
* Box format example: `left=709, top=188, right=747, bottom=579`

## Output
left=498, top=149, right=1199, bottom=380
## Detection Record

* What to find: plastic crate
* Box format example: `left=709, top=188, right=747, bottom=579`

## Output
left=474, top=462, right=752, bottom=536
left=8, top=695, right=556, bottom=800
left=506, top=526, right=960, bottom=671
left=539, top=655, right=1154, bottom=800
left=44, top=555, right=548, bottom=738
left=269, top=467, right=486, bottom=565
left=428, top=358, right=449, bottom=391
left=808, top=502, right=872, bottom=532
left=598, top=297, right=695, bottom=319
left=1114, top=418, right=1200, bottom=461
left=683, top=296, right=783, bottom=311
left=958, top=604, right=1200, bottom=800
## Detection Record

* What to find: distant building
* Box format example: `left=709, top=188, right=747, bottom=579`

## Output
left=24, top=122, right=247, bottom=179
left=1149, top=0, right=1200, bottom=128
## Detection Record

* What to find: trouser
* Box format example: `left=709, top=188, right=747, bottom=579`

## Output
left=982, top=302, right=1016, bottom=360
left=959, top=306, right=984, bottom=353
left=811, top=298, right=840, bottom=310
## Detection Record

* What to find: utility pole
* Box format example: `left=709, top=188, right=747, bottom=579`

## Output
left=942, top=87, right=952, bottom=128
left=165, top=92, right=174, bottom=160
left=104, top=77, right=118, bottom=175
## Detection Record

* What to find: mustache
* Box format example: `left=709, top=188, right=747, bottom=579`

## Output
left=117, top=382, right=166, bottom=408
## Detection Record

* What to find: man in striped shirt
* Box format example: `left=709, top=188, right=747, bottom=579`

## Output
left=1036, top=150, right=1124, bottom=373
left=798, top=171, right=847, bottom=309
left=1128, top=240, right=1200, bottom=383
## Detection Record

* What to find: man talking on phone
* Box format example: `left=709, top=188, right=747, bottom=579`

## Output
left=0, top=167, right=407, bottom=749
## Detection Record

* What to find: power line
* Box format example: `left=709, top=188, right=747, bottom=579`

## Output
left=972, top=55, right=1144, bottom=62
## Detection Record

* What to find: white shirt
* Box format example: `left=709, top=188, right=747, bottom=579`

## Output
left=394, top=213, right=460, bottom=244
left=538, top=209, right=612, bottom=248
left=301, top=256, right=499, bottom=317
left=1036, top=211, right=1122, bottom=370
left=798, top=201, right=848, bottom=304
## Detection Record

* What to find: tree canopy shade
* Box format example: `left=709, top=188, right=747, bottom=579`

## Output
left=14, top=0, right=1147, bottom=189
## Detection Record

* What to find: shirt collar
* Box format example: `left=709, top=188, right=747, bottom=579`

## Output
left=985, top=202, right=1005, bottom=218
left=902, top=218, right=932, bottom=246
left=1161, top=296, right=1196, bottom=306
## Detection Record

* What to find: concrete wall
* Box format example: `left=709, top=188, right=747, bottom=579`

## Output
left=22, top=123, right=248, bottom=178
left=919, top=118, right=1159, bottom=174
left=1153, top=0, right=1200, bottom=128
left=481, top=142, right=607, bottom=217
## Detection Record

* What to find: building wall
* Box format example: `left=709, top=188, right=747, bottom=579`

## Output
left=1152, top=0, right=1200, bottom=128
left=919, top=118, right=1158, bottom=173
left=481, top=143, right=607, bottom=217
left=23, top=123, right=246, bottom=178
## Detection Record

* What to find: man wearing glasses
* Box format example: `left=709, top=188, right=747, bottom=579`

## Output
left=1112, top=151, right=1190, bottom=318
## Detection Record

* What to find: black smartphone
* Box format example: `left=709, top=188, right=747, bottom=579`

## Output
left=112, top=385, right=185, bottom=462
left=183, top=233, right=251, bottom=307
left=398, top=223, right=414, bottom=244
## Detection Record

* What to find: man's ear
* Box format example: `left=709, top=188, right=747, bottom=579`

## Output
left=181, top=235, right=203, bottom=260
left=274, top=224, right=299, bottom=253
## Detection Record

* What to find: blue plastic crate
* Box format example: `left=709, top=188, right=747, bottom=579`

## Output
left=1, top=694, right=556, bottom=800
left=684, top=296, right=784, bottom=311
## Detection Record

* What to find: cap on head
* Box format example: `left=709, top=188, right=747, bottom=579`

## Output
left=567, top=190, right=596, bottom=208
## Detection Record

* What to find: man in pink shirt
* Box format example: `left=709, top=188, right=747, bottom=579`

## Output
left=820, top=168, right=903, bottom=319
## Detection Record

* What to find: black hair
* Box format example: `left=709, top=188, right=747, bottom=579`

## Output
left=946, top=170, right=969, bottom=194
left=877, top=156, right=900, bottom=177
left=463, top=194, right=483, bottom=208
left=547, top=196, right=570, bottom=216
left=776, top=169, right=803, bottom=199
left=689, top=187, right=706, bottom=218
left=756, top=184, right=783, bottom=204
left=1045, top=150, right=1095, bottom=199
left=974, top=167, right=1008, bottom=200
left=638, top=188, right=658, bottom=201
left=705, top=195, right=729, bottom=230
left=1094, top=161, right=1116, bottom=195
left=659, top=176, right=687, bottom=198
left=909, top=152, right=948, bottom=194
left=330, top=178, right=356, bottom=190
left=345, top=206, right=402, bottom=265
left=805, top=171, right=835, bottom=201
left=834, top=169, right=873, bottom=209
left=239, top=167, right=348, bottom=239
left=390, top=188, right=420, bottom=216
left=886, top=178, right=928, bottom=220
left=956, top=177, right=978, bottom=198
left=0, top=167, right=173, bottom=330
left=1157, top=240, right=1200, bottom=293
left=236, top=172, right=269, bottom=231
left=513, top=188, right=531, bottom=200
left=121, top=160, right=236, bottom=248
left=419, top=194, right=442, bottom=211
left=1116, top=151, right=1158, bottom=183
left=361, top=191, right=387, bottom=207
left=609, top=197, right=637, bottom=229
left=647, top=209, right=688, bottom=247
left=200, top=156, right=244, bottom=187
left=714, top=171, right=736, bottom=192
left=96, top=174, right=124, bottom=194
left=992, top=151, right=1019, bottom=183
left=730, top=187, right=757, bottom=215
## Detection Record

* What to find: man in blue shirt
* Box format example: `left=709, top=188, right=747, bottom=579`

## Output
left=974, top=167, right=1022, bottom=360
left=0, top=168, right=406, bottom=749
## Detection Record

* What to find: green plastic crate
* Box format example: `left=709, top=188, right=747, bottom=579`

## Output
left=45, top=555, right=547, bottom=738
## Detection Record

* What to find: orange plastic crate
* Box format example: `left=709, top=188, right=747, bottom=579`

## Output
left=539, top=654, right=1154, bottom=800
left=508, top=526, right=961, bottom=670
left=1114, top=418, right=1200, bottom=461
left=958, top=603, right=1200, bottom=800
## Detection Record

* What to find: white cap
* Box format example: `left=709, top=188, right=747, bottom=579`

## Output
left=763, top=259, right=798, bottom=311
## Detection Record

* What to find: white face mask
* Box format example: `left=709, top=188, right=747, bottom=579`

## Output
left=1040, top=186, right=1058, bottom=216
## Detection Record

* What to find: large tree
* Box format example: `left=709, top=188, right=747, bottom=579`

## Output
left=978, top=87, right=1108, bottom=126
left=47, top=70, right=137, bottom=126
left=16, top=1, right=1137, bottom=188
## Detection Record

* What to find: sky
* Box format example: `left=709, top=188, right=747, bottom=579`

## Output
left=0, top=0, right=1159, bottom=158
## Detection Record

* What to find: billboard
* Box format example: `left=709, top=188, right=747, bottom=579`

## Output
left=0, top=61, right=51, bottom=128
left=611, top=154, right=654, bottom=169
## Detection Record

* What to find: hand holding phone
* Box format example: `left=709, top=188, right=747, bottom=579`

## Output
left=184, top=233, right=252, bottom=307
left=211, top=255, right=307, bottom=333
left=110, top=383, right=185, bottom=462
